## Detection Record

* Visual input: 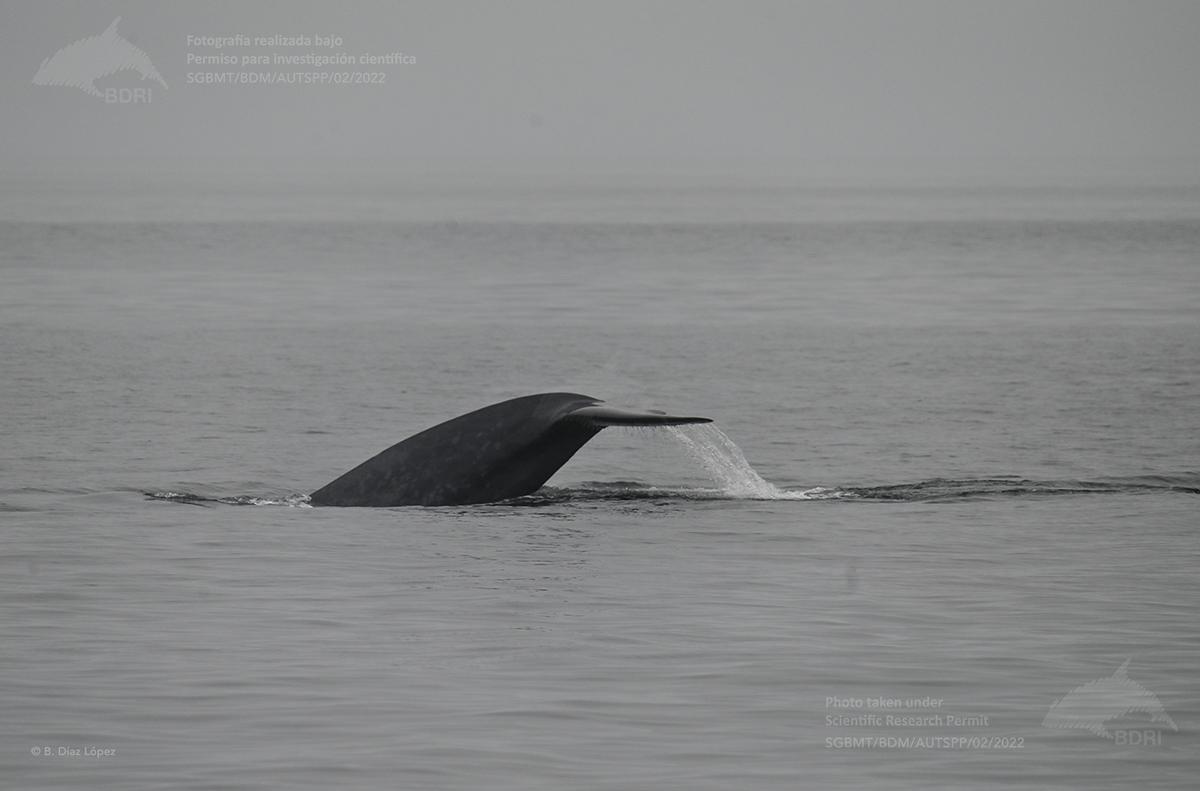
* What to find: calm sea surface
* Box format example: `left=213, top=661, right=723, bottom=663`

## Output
left=2, top=180, right=1198, bottom=789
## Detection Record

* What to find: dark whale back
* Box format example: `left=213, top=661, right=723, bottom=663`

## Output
left=310, top=393, right=604, bottom=507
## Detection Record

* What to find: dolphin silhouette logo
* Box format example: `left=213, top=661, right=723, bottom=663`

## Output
left=1042, top=659, right=1178, bottom=738
left=32, top=17, right=167, bottom=98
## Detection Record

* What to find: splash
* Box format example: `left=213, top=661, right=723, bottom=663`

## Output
left=666, top=424, right=814, bottom=499
left=146, top=491, right=312, bottom=507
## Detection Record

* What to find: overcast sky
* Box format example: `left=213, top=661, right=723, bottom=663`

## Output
left=3, top=0, right=1199, bottom=179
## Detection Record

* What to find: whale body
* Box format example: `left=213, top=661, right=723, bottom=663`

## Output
left=310, top=392, right=711, bottom=507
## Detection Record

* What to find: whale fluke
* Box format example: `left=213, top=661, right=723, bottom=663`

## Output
left=310, top=392, right=711, bottom=507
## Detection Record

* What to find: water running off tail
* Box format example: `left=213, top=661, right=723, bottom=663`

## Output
left=666, top=424, right=812, bottom=499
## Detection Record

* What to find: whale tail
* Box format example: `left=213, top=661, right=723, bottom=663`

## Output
left=310, top=392, right=713, bottom=507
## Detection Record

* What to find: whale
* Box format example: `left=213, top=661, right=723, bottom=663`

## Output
left=310, top=392, right=711, bottom=507
left=32, top=17, right=168, bottom=98
left=1042, top=659, right=1178, bottom=738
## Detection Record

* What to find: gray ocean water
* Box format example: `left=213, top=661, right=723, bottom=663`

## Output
left=2, top=180, right=1199, bottom=789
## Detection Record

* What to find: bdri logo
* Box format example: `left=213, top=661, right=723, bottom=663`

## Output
left=32, top=17, right=167, bottom=102
left=1042, top=659, right=1178, bottom=741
